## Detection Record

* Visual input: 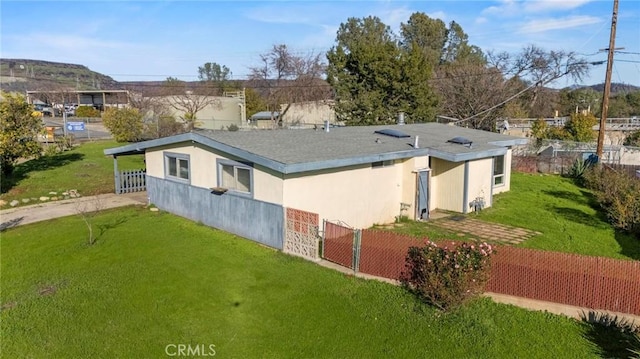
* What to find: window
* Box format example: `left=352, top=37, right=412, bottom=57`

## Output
left=372, top=160, right=394, bottom=168
left=218, top=159, right=253, bottom=195
left=493, top=155, right=505, bottom=186
left=165, top=153, right=190, bottom=182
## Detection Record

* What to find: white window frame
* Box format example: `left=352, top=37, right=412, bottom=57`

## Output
left=164, top=152, right=190, bottom=183
left=217, top=159, right=253, bottom=197
left=493, top=155, right=505, bottom=187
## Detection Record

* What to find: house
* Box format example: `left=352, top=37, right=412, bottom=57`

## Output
left=104, top=123, right=527, bottom=250
left=249, top=111, right=280, bottom=128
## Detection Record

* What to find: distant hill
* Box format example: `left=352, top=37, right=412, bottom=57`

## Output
left=587, top=83, right=639, bottom=94
left=0, top=59, right=120, bottom=93
left=564, top=82, right=640, bottom=94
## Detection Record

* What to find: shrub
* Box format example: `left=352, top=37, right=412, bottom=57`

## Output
left=400, top=241, right=493, bottom=311
left=102, top=107, right=143, bottom=142
left=75, top=106, right=100, bottom=118
left=584, top=166, right=640, bottom=235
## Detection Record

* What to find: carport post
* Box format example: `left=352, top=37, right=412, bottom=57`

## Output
left=113, top=155, right=120, bottom=194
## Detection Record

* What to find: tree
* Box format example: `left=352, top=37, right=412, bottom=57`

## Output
left=198, top=62, right=232, bottom=82
left=244, top=87, right=268, bottom=119
left=162, top=78, right=221, bottom=131
left=400, top=12, right=447, bottom=68
left=102, top=107, right=143, bottom=142
left=488, top=45, right=590, bottom=112
left=433, top=64, right=517, bottom=130
left=327, top=16, right=437, bottom=125
left=624, top=130, right=640, bottom=147
left=440, top=21, right=485, bottom=65
left=0, top=91, right=43, bottom=176
left=248, top=44, right=331, bottom=125
left=564, top=112, right=597, bottom=142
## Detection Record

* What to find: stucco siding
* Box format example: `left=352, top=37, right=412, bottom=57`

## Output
left=467, top=158, right=493, bottom=210
left=282, top=162, right=403, bottom=228
left=145, top=143, right=284, bottom=203
left=431, top=158, right=465, bottom=212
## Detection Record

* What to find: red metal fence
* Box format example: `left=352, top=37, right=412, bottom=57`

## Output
left=359, top=229, right=429, bottom=280
left=323, top=225, right=640, bottom=315
left=323, top=221, right=356, bottom=269
left=487, top=246, right=640, bottom=315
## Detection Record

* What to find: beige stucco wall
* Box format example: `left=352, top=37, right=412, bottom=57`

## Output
left=467, top=158, right=493, bottom=209
left=282, top=162, right=405, bottom=228
left=152, top=96, right=245, bottom=130
left=144, top=143, right=284, bottom=203
left=430, top=158, right=465, bottom=212
left=281, top=101, right=336, bottom=126
left=493, top=149, right=512, bottom=194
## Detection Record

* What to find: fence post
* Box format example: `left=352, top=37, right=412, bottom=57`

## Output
left=353, top=229, right=362, bottom=274
left=322, top=220, right=326, bottom=258
left=113, top=156, right=120, bottom=194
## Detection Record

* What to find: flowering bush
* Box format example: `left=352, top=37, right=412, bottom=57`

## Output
left=400, top=241, right=494, bottom=311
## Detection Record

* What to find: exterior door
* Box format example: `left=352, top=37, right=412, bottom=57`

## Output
left=416, top=170, right=429, bottom=220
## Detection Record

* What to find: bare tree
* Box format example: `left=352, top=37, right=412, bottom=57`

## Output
left=75, top=193, right=105, bottom=246
left=487, top=45, right=590, bottom=111
left=248, top=44, right=331, bottom=126
left=162, top=78, right=222, bottom=131
left=434, top=64, right=522, bottom=130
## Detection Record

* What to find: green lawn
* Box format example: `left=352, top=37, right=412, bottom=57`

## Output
left=1, top=207, right=634, bottom=358
left=0, top=140, right=143, bottom=207
left=388, top=172, right=640, bottom=260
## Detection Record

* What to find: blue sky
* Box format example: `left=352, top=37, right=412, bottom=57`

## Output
left=1, top=0, right=639, bottom=87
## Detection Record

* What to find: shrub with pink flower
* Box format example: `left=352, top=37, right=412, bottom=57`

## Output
left=399, top=241, right=494, bottom=311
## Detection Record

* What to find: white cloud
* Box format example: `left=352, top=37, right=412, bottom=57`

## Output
left=518, top=15, right=603, bottom=34
left=524, top=0, right=593, bottom=13
left=475, top=17, right=488, bottom=25
left=482, top=0, right=593, bottom=17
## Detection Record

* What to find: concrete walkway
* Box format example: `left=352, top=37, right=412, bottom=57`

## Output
left=0, top=192, right=148, bottom=230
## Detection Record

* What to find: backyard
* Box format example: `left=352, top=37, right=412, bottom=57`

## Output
left=1, top=206, right=635, bottom=358
left=389, top=172, right=640, bottom=260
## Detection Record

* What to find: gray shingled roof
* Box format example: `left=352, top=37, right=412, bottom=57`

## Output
left=105, top=123, right=528, bottom=174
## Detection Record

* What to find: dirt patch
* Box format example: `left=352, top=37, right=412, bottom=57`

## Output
left=1, top=301, right=17, bottom=311
left=38, top=285, right=57, bottom=297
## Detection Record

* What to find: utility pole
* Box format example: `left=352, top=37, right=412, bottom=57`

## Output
left=596, top=0, right=618, bottom=159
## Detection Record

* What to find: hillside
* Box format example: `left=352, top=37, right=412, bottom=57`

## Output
left=0, top=59, right=120, bottom=92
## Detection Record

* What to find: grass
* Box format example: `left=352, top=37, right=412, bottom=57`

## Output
left=385, top=172, right=640, bottom=260
left=0, top=140, right=143, bottom=207
left=1, top=207, right=635, bottom=358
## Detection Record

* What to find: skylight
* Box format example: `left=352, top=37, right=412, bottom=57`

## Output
left=447, top=137, right=473, bottom=148
left=374, top=129, right=410, bottom=138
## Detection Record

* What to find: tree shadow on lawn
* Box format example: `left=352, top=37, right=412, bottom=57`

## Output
left=542, top=190, right=592, bottom=207
left=615, top=231, right=640, bottom=260
left=1, top=153, right=85, bottom=194
left=549, top=206, right=611, bottom=230
left=96, top=216, right=130, bottom=241
left=581, top=319, right=640, bottom=359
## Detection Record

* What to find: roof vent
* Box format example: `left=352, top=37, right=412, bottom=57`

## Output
left=447, top=136, right=473, bottom=148
left=374, top=129, right=410, bottom=138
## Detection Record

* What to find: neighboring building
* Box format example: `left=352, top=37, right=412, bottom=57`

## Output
left=279, top=100, right=336, bottom=127
left=105, top=123, right=527, bottom=249
left=156, top=93, right=246, bottom=130
left=249, top=111, right=280, bottom=129
left=26, top=90, right=130, bottom=112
